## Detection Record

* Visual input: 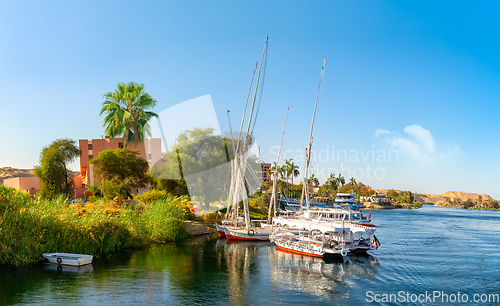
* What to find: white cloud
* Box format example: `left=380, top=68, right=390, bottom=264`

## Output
left=374, top=129, right=391, bottom=137
left=404, top=125, right=435, bottom=153
left=374, top=125, right=461, bottom=163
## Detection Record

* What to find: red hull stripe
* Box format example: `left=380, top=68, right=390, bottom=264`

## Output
left=359, top=224, right=376, bottom=227
left=225, top=234, right=269, bottom=241
left=276, top=245, right=324, bottom=258
left=217, top=231, right=226, bottom=238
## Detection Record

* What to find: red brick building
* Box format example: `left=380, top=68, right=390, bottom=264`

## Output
left=79, top=137, right=162, bottom=188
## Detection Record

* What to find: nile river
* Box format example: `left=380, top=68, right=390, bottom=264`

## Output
left=2, top=205, right=500, bottom=305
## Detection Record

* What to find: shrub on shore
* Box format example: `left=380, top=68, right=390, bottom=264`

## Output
left=0, top=185, right=192, bottom=266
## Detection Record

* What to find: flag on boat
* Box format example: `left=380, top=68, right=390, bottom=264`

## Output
left=343, top=229, right=347, bottom=236
left=373, top=235, right=381, bottom=249
left=191, top=203, right=199, bottom=213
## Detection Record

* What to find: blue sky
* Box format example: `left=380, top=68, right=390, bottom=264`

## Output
left=1, top=1, right=499, bottom=198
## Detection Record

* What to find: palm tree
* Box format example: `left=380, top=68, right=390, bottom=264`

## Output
left=285, top=159, right=300, bottom=186
left=326, top=173, right=337, bottom=198
left=336, top=174, right=345, bottom=193
left=100, top=82, right=158, bottom=148
left=267, top=162, right=284, bottom=180
left=308, top=174, right=320, bottom=187
left=350, top=177, right=357, bottom=193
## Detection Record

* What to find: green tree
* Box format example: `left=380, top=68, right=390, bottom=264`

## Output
left=34, top=139, right=81, bottom=198
left=152, top=127, right=252, bottom=209
left=89, top=148, right=149, bottom=199
left=100, top=82, right=158, bottom=148
left=386, top=189, right=399, bottom=199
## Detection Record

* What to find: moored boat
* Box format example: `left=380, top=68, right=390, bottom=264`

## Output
left=270, top=217, right=349, bottom=258
left=42, top=253, right=93, bottom=266
left=221, top=35, right=270, bottom=241
left=224, top=226, right=272, bottom=241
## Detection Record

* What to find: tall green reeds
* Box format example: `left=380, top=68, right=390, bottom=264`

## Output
left=0, top=186, right=191, bottom=266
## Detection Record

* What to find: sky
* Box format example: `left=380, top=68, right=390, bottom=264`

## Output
left=1, top=0, right=499, bottom=199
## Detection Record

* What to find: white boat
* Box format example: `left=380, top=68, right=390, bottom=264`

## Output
left=269, top=58, right=351, bottom=258
left=297, top=206, right=377, bottom=254
left=270, top=217, right=349, bottom=258
left=290, top=192, right=378, bottom=253
left=224, top=226, right=273, bottom=241
left=42, top=253, right=93, bottom=266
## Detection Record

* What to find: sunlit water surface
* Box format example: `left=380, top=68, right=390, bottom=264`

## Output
left=2, top=205, right=500, bottom=305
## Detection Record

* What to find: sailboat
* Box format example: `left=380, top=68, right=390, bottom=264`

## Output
left=217, top=36, right=273, bottom=241
left=270, top=58, right=379, bottom=255
left=270, top=58, right=351, bottom=258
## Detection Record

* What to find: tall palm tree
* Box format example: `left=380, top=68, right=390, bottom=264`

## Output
left=350, top=177, right=357, bottom=193
left=100, top=82, right=158, bottom=148
left=336, top=174, right=345, bottom=193
left=285, top=158, right=300, bottom=186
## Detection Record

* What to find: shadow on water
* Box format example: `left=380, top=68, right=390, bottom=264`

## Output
left=214, top=238, right=379, bottom=305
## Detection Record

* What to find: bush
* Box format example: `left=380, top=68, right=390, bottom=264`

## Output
left=0, top=185, right=191, bottom=266
left=134, top=189, right=171, bottom=205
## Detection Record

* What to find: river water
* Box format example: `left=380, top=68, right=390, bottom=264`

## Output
left=2, top=205, right=500, bottom=305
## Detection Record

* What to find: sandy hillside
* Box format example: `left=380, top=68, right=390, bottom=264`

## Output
left=439, top=191, right=494, bottom=202
left=0, top=167, right=80, bottom=185
left=376, top=189, right=495, bottom=204
left=0, top=167, right=35, bottom=185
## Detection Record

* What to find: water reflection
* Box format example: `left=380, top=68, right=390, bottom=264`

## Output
left=43, top=264, right=94, bottom=274
left=216, top=239, right=274, bottom=305
left=272, top=250, right=378, bottom=301
left=216, top=238, right=378, bottom=303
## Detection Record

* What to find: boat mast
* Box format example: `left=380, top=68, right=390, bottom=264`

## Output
left=227, top=63, right=258, bottom=222
left=225, top=110, right=237, bottom=220
left=300, top=57, right=326, bottom=211
left=268, top=107, right=289, bottom=222
left=240, top=35, right=268, bottom=230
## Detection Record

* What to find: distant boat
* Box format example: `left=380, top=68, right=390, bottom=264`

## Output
left=42, top=253, right=93, bottom=266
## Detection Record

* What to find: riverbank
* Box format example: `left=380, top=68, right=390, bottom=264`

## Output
left=434, top=202, right=499, bottom=210
left=0, top=185, right=193, bottom=266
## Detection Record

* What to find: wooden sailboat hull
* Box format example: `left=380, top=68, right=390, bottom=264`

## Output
left=215, top=224, right=227, bottom=238
left=274, top=241, right=345, bottom=258
left=224, top=227, right=271, bottom=241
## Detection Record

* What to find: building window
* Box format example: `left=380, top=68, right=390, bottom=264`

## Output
left=119, top=142, right=123, bottom=149
left=88, top=144, right=92, bottom=150
left=148, top=154, right=152, bottom=160
left=89, top=155, right=93, bottom=160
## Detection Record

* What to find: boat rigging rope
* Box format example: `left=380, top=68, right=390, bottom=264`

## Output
left=250, top=40, right=268, bottom=136
left=315, top=66, right=326, bottom=180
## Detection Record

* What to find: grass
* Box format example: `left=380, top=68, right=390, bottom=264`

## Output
left=472, top=207, right=499, bottom=211
left=0, top=185, right=192, bottom=266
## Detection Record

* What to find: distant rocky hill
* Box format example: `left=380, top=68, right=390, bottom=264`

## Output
left=376, top=189, right=495, bottom=204
left=0, top=167, right=80, bottom=185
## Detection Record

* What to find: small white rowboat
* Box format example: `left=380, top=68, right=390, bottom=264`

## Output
left=42, top=253, right=93, bottom=266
